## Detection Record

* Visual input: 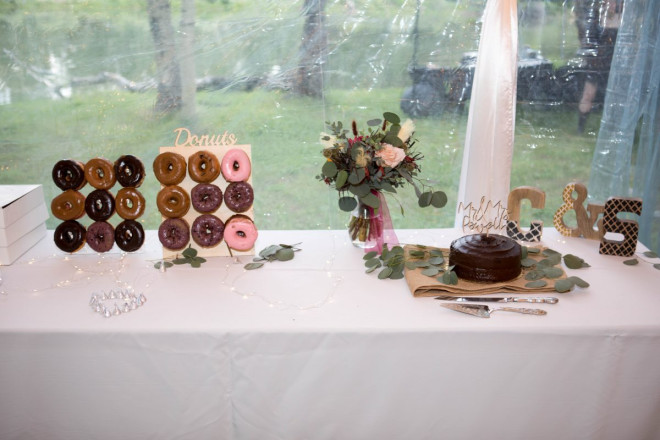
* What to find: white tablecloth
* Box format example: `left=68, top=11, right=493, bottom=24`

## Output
left=1, top=229, right=659, bottom=440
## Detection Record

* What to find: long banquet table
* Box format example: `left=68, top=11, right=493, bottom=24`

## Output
left=1, top=228, right=660, bottom=440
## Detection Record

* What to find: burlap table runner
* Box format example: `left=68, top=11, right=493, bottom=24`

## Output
left=403, top=245, right=566, bottom=297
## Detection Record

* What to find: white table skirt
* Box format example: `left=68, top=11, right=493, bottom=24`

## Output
left=1, top=229, right=659, bottom=440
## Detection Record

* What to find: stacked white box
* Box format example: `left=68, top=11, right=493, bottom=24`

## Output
left=0, top=185, right=48, bottom=265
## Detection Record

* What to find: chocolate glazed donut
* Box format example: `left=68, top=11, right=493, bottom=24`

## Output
left=114, top=155, right=145, bottom=188
left=52, top=160, right=86, bottom=191
left=153, top=152, right=186, bottom=186
left=188, top=150, right=220, bottom=183
left=115, top=220, right=145, bottom=252
left=86, top=221, right=115, bottom=253
left=85, top=189, right=115, bottom=221
left=54, top=220, right=86, bottom=253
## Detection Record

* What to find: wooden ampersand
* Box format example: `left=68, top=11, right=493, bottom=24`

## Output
left=552, top=182, right=604, bottom=239
left=599, top=197, right=643, bottom=257
left=506, top=186, right=545, bottom=242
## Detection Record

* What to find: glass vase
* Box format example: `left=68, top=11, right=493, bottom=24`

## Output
left=347, top=198, right=383, bottom=249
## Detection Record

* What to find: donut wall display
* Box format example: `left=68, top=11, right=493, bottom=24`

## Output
left=154, top=144, right=257, bottom=258
left=51, top=156, right=146, bottom=253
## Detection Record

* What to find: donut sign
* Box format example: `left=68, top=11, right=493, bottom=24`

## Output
left=154, top=128, right=257, bottom=259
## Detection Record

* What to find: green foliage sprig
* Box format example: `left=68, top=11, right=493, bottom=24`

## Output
left=363, top=244, right=458, bottom=284
left=522, top=247, right=589, bottom=293
left=153, top=246, right=207, bottom=270
left=623, top=251, right=660, bottom=270
left=244, top=243, right=302, bottom=270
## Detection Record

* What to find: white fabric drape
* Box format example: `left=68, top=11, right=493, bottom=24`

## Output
left=455, top=0, right=518, bottom=232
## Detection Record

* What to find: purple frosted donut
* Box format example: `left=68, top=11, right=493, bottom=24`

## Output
left=224, top=181, right=254, bottom=213
left=191, top=183, right=223, bottom=213
left=85, top=189, right=115, bottom=221
left=158, top=218, right=190, bottom=251
left=86, top=221, right=115, bottom=253
left=115, top=220, right=145, bottom=252
left=191, top=214, right=225, bottom=248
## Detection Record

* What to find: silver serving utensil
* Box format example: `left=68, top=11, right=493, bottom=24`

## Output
left=435, top=295, right=558, bottom=304
left=441, top=303, right=547, bottom=318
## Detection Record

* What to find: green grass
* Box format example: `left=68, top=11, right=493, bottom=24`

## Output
left=0, top=85, right=599, bottom=231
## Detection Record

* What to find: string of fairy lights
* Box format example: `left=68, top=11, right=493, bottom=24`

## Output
left=0, top=232, right=346, bottom=313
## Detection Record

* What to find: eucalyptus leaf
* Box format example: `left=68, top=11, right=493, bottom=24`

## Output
left=563, top=254, right=590, bottom=269
left=405, top=261, right=418, bottom=270
left=525, top=280, right=548, bottom=288
left=524, top=270, right=544, bottom=281
left=430, top=191, right=448, bottom=208
left=244, top=262, right=265, bottom=270
left=542, top=248, right=561, bottom=257
left=567, top=276, right=590, bottom=288
left=623, top=258, right=639, bottom=266
left=428, top=256, right=445, bottom=266
left=382, top=133, right=403, bottom=147
left=338, top=196, right=358, bottom=212
left=363, top=251, right=378, bottom=260
left=413, top=261, right=430, bottom=268
left=349, top=182, right=371, bottom=197
left=521, top=247, right=528, bottom=260
left=365, top=258, right=382, bottom=268
left=526, top=247, right=541, bottom=254
left=391, top=246, right=405, bottom=255
left=182, top=246, right=197, bottom=258
left=653, top=264, right=660, bottom=270
left=542, top=267, right=564, bottom=279
left=195, top=257, right=207, bottom=264
left=322, top=161, right=338, bottom=178
left=276, top=248, right=295, bottom=261
left=365, top=265, right=379, bottom=274
left=521, top=257, right=537, bottom=268
left=383, top=112, right=401, bottom=125
left=335, top=170, right=348, bottom=188
left=390, top=270, right=405, bottom=280
left=367, top=118, right=382, bottom=127
left=421, top=267, right=440, bottom=277
left=418, top=192, right=432, bottom=208
left=554, top=279, right=574, bottom=293
left=190, top=259, right=201, bottom=268
left=360, top=192, right=380, bottom=209
left=430, top=249, right=444, bottom=257
left=409, top=250, right=426, bottom=258
left=172, top=258, right=188, bottom=265
left=378, top=267, right=393, bottom=279
left=380, top=181, right=396, bottom=193
left=643, top=251, right=659, bottom=258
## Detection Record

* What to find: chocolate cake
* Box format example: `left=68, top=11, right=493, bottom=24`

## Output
left=449, top=233, right=522, bottom=282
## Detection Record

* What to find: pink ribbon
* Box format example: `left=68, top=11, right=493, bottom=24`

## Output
left=365, top=191, right=399, bottom=253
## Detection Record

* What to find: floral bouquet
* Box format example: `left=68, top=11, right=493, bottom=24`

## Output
left=318, top=111, right=446, bottom=250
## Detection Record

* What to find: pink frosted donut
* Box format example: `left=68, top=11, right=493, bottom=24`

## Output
left=224, top=215, right=258, bottom=251
left=221, top=148, right=251, bottom=182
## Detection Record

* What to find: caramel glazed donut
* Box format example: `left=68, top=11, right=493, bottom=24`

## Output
left=84, top=158, right=116, bottom=190
left=52, top=159, right=86, bottom=191
left=153, top=152, right=186, bottom=186
left=51, top=190, right=86, bottom=221
left=116, top=187, right=146, bottom=220
left=188, top=150, right=220, bottom=183
left=157, top=185, right=190, bottom=218
left=114, top=155, right=145, bottom=188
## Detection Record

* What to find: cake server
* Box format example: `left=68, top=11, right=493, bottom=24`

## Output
left=435, top=295, right=558, bottom=304
left=441, top=303, right=548, bottom=318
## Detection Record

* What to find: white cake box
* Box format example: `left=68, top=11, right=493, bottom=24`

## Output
left=0, top=223, right=47, bottom=265
left=0, top=185, right=48, bottom=265
left=0, top=185, right=45, bottom=228
left=0, top=202, right=49, bottom=247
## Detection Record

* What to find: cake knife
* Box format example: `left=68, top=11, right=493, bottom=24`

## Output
left=441, top=303, right=547, bottom=318
left=435, top=295, right=558, bottom=304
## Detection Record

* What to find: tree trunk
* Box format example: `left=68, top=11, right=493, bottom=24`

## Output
left=296, top=0, right=327, bottom=98
left=147, top=0, right=182, bottom=113
left=179, top=0, right=196, bottom=120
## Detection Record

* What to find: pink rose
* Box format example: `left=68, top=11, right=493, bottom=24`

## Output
left=375, top=143, right=406, bottom=168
